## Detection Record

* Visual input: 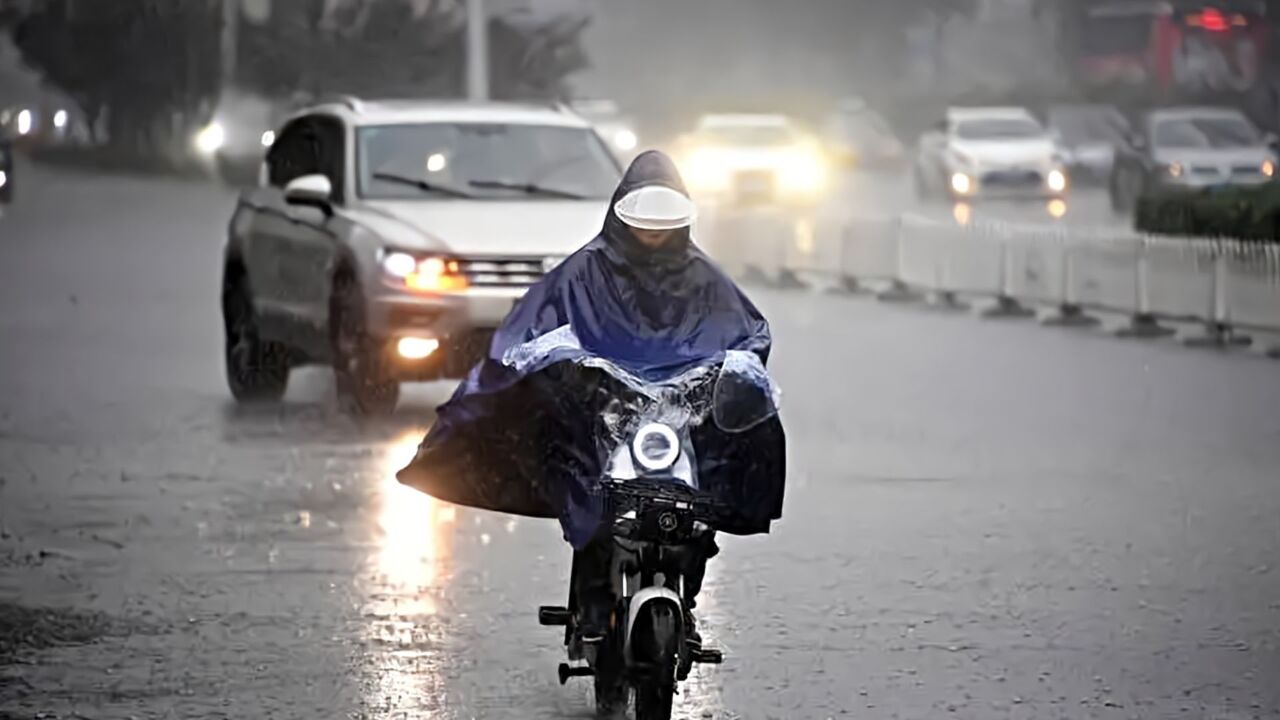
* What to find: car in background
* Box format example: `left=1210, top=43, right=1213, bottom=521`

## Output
left=823, top=98, right=905, bottom=170
left=914, top=107, right=1069, bottom=201
left=1, top=103, right=86, bottom=148
left=192, top=90, right=296, bottom=187
left=0, top=139, right=12, bottom=204
left=1046, top=104, right=1131, bottom=184
left=568, top=98, right=640, bottom=162
left=1110, top=106, right=1277, bottom=212
left=222, top=98, right=621, bottom=414
left=673, top=113, right=829, bottom=206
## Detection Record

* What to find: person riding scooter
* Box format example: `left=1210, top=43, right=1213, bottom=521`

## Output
left=397, top=149, right=786, bottom=645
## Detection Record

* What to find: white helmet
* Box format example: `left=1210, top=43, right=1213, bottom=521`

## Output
left=613, top=185, right=696, bottom=230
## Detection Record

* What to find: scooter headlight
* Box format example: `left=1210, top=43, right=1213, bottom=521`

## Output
left=632, top=422, right=680, bottom=472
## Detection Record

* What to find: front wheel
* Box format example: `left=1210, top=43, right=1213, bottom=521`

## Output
left=593, top=645, right=628, bottom=718
left=912, top=165, right=932, bottom=201
left=634, top=682, right=674, bottom=720
left=223, top=278, right=289, bottom=403
left=631, top=604, right=680, bottom=720
left=331, top=276, right=399, bottom=416
left=1110, top=167, right=1143, bottom=216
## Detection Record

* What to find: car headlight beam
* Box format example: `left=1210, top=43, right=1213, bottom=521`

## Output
left=381, top=251, right=418, bottom=278
left=950, top=172, right=973, bottom=196
left=778, top=149, right=827, bottom=195
left=1262, top=160, right=1275, bottom=178
left=683, top=148, right=729, bottom=193
left=1047, top=168, right=1068, bottom=193
left=613, top=129, right=638, bottom=153
left=382, top=251, right=468, bottom=292
left=632, top=422, right=680, bottom=472
left=194, top=122, right=226, bottom=155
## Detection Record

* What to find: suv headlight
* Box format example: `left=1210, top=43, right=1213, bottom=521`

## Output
left=194, top=122, right=225, bottom=155
left=1046, top=168, right=1068, bottom=192
left=380, top=250, right=468, bottom=292
left=632, top=422, right=680, bottom=472
left=778, top=148, right=828, bottom=195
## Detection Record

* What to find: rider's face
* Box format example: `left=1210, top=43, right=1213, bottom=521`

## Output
left=630, top=227, right=677, bottom=249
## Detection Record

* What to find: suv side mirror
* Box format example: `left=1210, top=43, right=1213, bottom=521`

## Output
left=284, top=174, right=332, bottom=214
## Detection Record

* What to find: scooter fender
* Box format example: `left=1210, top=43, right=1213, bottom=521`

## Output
left=624, top=587, right=684, bottom=665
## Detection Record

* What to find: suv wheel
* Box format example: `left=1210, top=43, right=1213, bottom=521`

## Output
left=1110, top=167, right=1142, bottom=215
left=912, top=165, right=932, bottom=201
left=331, top=275, right=399, bottom=416
left=223, top=275, right=289, bottom=402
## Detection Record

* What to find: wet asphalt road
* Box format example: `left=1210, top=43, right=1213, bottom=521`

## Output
left=1, top=160, right=1279, bottom=719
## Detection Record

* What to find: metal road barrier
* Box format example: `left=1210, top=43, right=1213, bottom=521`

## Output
left=761, top=210, right=1280, bottom=358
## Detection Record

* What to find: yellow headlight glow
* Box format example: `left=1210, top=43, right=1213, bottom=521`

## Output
left=778, top=148, right=827, bottom=195
left=682, top=148, right=730, bottom=193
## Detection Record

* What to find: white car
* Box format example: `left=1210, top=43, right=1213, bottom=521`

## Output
left=914, top=107, right=1069, bottom=201
left=221, top=98, right=620, bottom=414
left=673, top=114, right=829, bottom=206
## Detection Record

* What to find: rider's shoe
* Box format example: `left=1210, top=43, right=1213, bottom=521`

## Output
left=684, top=608, right=702, bottom=649
left=578, top=600, right=610, bottom=644
left=677, top=609, right=701, bottom=681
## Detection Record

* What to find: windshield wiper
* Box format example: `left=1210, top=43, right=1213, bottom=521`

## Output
left=468, top=179, right=587, bottom=200
left=372, top=171, right=474, bottom=199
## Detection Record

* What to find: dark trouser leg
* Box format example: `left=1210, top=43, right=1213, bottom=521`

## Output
left=683, top=533, right=718, bottom=609
left=573, top=533, right=613, bottom=639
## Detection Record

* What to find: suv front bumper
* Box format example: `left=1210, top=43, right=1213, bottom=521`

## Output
left=367, top=285, right=528, bottom=381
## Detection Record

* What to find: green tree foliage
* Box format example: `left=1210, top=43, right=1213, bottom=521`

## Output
left=10, top=0, right=220, bottom=149
left=5, top=0, right=591, bottom=153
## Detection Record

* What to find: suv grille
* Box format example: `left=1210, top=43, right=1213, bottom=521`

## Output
left=981, top=169, right=1042, bottom=188
left=457, top=256, right=548, bottom=287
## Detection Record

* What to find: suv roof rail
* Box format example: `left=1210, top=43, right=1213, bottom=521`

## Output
left=315, top=94, right=364, bottom=113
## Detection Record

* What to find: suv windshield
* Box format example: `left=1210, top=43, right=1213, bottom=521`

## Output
left=955, top=118, right=1045, bottom=140
left=701, top=124, right=796, bottom=146
left=357, top=123, right=621, bottom=200
left=1049, top=108, right=1129, bottom=145
left=1153, top=116, right=1260, bottom=149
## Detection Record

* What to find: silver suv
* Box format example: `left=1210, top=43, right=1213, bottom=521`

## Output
left=220, top=98, right=621, bottom=414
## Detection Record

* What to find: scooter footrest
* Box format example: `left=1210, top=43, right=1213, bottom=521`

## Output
left=558, top=663, right=594, bottom=685
left=539, top=606, right=572, bottom=626
left=692, top=648, right=723, bottom=665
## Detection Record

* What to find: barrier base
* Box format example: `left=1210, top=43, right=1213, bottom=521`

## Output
left=830, top=276, right=866, bottom=295
left=740, top=265, right=769, bottom=286
left=1039, top=304, right=1099, bottom=328
left=978, top=296, right=1035, bottom=319
left=926, top=291, right=970, bottom=311
left=1112, top=314, right=1176, bottom=339
left=775, top=268, right=809, bottom=290
left=1179, top=323, right=1252, bottom=349
left=874, top=281, right=918, bottom=303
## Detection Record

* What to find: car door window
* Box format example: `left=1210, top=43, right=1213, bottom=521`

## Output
left=312, top=116, right=346, bottom=204
left=266, top=118, right=320, bottom=190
